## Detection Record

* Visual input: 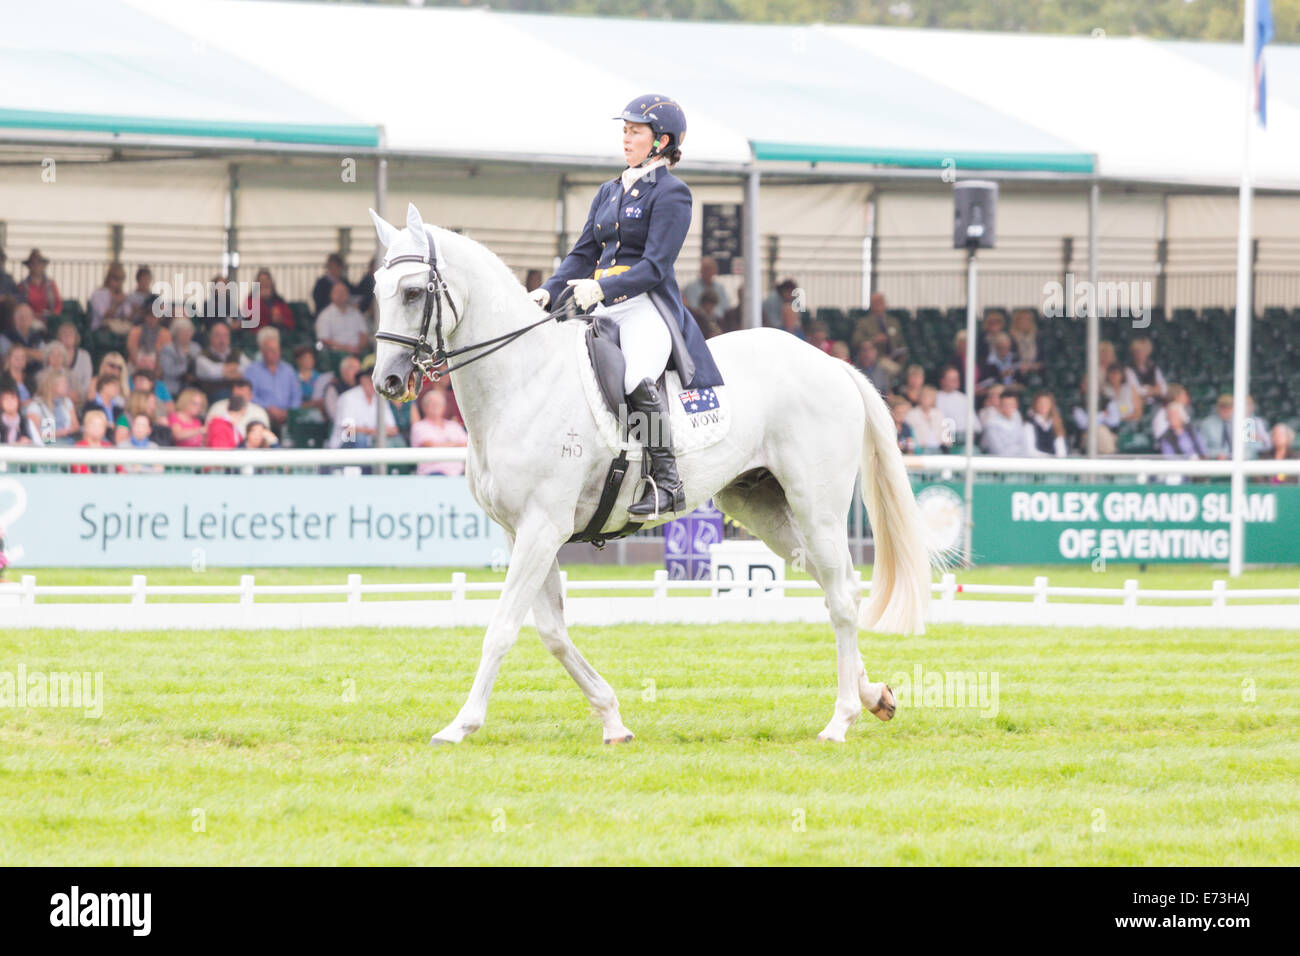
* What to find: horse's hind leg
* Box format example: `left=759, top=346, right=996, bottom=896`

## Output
left=716, top=473, right=861, bottom=739
left=532, top=559, right=634, bottom=744
left=718, top=470, right=891, bottom=742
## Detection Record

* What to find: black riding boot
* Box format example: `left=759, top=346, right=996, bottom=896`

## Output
left=625, top=377, right=686, bottom=518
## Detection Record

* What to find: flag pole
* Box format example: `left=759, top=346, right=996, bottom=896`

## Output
left=1229, top=0, right=1257, bottom=577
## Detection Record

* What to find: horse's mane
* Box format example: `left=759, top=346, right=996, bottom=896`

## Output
left=427, top=225, right=531, bottom=314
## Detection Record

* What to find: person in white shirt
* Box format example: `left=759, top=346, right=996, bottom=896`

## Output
left=934, top=366, right=975, bottom=441
left=1023, top=391, right=1068, bottom=457
left=329, top=374, right=397, bottom=448
left=904, top=385, right=948, bottom=452
left=206, top=380, right=271, bottom=438
left=981, top=391, right=1028, bottom=456
left=314, top=280, right=369, bottom=354
left=1150, top=384, right=1192, bottom=440
left=194, top=321, right=251, bottom=385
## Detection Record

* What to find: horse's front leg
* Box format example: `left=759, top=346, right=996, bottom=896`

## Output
left=431, top=517, right=563, bottom=745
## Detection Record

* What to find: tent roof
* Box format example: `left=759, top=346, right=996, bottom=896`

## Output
left=0, top=0, right=379, bottom=147
left=6, top=1, right=1298, bottom=189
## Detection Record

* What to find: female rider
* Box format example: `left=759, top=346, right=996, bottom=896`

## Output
left=530, top=95, right=723, bottom=518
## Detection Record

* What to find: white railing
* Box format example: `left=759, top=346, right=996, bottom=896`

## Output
left=0, top=445, right=467, bottom=467
left=2, top=571, right=1296, bottom=631
left=905, top=453, right=1300, bottom=477
left=2, top=444, right=1297, bottom=475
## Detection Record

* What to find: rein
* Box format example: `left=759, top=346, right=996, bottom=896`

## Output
left=373, top=243, right=581, bottom=384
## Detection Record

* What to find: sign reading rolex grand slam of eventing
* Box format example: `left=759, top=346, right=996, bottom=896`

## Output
left=912, top=482, right=1300, bottom=565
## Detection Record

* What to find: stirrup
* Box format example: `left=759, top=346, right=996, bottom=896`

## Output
left=630, top=474, right=685, bottom=520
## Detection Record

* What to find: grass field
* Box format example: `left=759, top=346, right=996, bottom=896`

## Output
left=3, top=564, right=1298, bottom=865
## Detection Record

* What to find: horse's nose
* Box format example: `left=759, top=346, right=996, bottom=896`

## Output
left=382, top=374, right=403, bottom=396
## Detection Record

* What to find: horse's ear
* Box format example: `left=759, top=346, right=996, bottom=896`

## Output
left=369, top=208, right=397, bottom=250
left=405, top=203, right=428, bottom=252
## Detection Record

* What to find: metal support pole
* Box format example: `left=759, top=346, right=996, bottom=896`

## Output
left=743, top=156, right=761, bottom=329
left=862, top=192, right=878, bottom=309
left=1086, top=182, right=1100, bottom=459
left=555, top=173, right=568, bottom=272
left=374, top=129, right=388, bottom=469
left=1230, top=0, right=1258, bottom=577
left=963, top=247, right=978, bottom=568
left=374, top=127, right=388, bottom=255
left=1155, top=193, right=1169, bottom=314
left=224, top=163, right=238, bottom=280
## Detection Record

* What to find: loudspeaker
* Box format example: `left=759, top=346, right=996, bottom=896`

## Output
left=953, top=180, right=998, bottom=249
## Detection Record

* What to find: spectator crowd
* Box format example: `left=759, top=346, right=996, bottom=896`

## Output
left=0, top=250, right=468, bottom=475
left=671, top=257, right=1296, bottom=475
left=3, top=248, right=1295, bottom=479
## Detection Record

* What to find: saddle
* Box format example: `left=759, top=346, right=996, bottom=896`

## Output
left=568, top=313, right=731, bottom=549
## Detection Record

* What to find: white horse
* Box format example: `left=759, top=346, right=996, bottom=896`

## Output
left=369, top=203, right=933, bottom=745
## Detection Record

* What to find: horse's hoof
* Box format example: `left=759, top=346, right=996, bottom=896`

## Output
left=604, top=732, right=635, bottom=745
left=816, top=730, right=847, bottom=743
left=430, top=723, right=468, bottom=745
left=870, top=684, right=897, bottom=722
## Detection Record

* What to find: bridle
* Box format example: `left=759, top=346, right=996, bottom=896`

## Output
left=373, top=237, right=576, bottom=384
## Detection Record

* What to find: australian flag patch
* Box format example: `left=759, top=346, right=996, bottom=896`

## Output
left=623, top=206, right=644, bottom=218
left=679, top=388, right=719, bottom=414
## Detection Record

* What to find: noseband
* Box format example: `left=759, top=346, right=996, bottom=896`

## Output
left=374, top=240, right=577, bottom=384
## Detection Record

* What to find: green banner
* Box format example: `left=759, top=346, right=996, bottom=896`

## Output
left=911, top=482, right=1300, bottom=564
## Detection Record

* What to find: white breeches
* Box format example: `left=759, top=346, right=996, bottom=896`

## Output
left=592, top=294, right=672, bottom=394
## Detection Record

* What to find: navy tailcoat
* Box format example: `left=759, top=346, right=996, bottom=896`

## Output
left=542, top=167, right=724, bottom=391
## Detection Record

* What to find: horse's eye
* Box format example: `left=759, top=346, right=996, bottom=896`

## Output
left=403, top=288, right=422, bottom=305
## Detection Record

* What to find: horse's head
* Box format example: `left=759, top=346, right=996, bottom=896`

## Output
left=368, top=203, right=463, bottom=402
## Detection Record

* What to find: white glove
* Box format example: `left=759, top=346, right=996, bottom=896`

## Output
left=529, top=287, right=550, bottom=309
left=567, top=278, right=605, bottom=310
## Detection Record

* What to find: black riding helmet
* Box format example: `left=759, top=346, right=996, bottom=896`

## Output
left=613, top=95, right=687, bottom=164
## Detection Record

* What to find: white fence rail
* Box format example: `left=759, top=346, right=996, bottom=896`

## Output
left=3, top=571, right=1297, bottom=631
left=2, top=446, right=1298, bottom=475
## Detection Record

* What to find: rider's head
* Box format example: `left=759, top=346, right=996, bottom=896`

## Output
left=615, top=95, right=686, bottom=168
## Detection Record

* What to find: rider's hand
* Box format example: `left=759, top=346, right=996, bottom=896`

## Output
left=567, top=278, right=605, bottom=310
left=529, top=287, right=550, bottom=309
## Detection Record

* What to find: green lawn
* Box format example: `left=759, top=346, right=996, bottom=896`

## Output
left=2, top=616, right=1296, bottom=865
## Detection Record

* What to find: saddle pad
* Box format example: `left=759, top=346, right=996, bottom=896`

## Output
left=573, top=322, right=731, bottom=459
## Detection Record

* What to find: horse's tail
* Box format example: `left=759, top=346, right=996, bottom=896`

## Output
left=844, top=364, right=934, bottom=635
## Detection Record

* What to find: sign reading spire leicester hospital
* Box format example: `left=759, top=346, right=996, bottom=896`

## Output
left=0, top=475, right=504, bottom=567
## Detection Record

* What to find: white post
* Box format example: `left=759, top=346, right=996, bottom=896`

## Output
left=963, top=248, right=978, bottom=567
left=131, top=574, right=147, bottom=606
left=743, top=153, right=762, bottom=329
left=1123, top=578, right=1139, bottom=609
left=653, top=568, right=668, bottom=601
left=1033, top=575, right=1048, bottom=606
left=1211, top=579, right=1227, bottom=609
left=450, top=571, right=466, bottom=603
left=1230, top=0, right=1258, bottom=578
left=21, top=574, right=35, bottom=606
left=347, top=573, right=362, bottom=605
left=1086, top=182, right=1101, bottom=458
left=240, top=574, right=255, bottom=605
